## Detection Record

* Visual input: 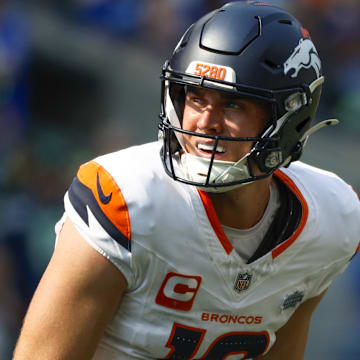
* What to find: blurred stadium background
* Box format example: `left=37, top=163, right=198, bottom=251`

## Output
left=0, top=0, right=359, bottom=358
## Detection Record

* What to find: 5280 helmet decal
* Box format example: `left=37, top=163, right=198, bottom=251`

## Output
left=284, top=38, right=321, bottom=79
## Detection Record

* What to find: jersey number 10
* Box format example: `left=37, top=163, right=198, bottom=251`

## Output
left=161, top=322, right=270, bottom=359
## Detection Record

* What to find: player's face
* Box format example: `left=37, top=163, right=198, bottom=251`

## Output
left=182, top=87, right=270, bottom=162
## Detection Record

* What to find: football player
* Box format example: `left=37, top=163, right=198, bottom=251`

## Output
left=14, top=2, right=360, bottom=359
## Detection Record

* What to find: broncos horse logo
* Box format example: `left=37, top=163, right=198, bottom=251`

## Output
left=284, top=38, right=321, bottom=79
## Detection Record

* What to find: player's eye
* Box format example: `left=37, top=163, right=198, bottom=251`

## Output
left=188, top=95, right=204, bottom=107
left=226, top=102, right=242, bottom=110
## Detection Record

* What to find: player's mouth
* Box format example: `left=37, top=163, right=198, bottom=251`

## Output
left=196, top=142, right=226, bottom=159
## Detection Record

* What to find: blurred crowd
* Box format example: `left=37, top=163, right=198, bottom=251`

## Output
left=0, top=0, right=359, bottom=358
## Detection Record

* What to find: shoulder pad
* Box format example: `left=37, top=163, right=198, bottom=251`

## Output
left=68, top=161, right=131, bottom=251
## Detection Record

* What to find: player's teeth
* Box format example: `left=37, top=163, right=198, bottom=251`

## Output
left=198, top=144, right=225, bottom=153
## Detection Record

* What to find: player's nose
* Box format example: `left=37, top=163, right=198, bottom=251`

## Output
left=197, top=106, right=222, bottom=134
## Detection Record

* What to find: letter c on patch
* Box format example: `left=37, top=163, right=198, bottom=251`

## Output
left=155, top=272, right=202, bottom=311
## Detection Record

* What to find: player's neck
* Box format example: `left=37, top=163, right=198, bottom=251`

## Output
left=208, top=177, right=273, bottom=230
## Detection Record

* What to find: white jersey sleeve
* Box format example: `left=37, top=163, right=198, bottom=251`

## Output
left=62, top=158, right=136, bottom=288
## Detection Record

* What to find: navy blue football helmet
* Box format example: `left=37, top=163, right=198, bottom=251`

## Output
left=158, top=1, right=337, bottom=192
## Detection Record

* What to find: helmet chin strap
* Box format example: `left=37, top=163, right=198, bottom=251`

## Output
left=181, top=152, right=255, bottom=193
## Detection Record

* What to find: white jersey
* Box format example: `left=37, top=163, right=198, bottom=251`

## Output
left=58, top=141, right=360, bottom=359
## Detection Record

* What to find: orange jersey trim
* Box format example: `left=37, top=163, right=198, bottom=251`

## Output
left=272, top=169, right=308, bottom=259
left=197, top=170, right=308, bottom=258
left=77, top=161, right=131, bottom=240
left=197, top=189, right=233, bottom=255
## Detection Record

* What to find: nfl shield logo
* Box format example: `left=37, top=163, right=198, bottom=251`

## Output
left=234, top=272, right=252, bottom=293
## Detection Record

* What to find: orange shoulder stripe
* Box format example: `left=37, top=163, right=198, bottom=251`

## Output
left=77, top=161, right=131, bottom=240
